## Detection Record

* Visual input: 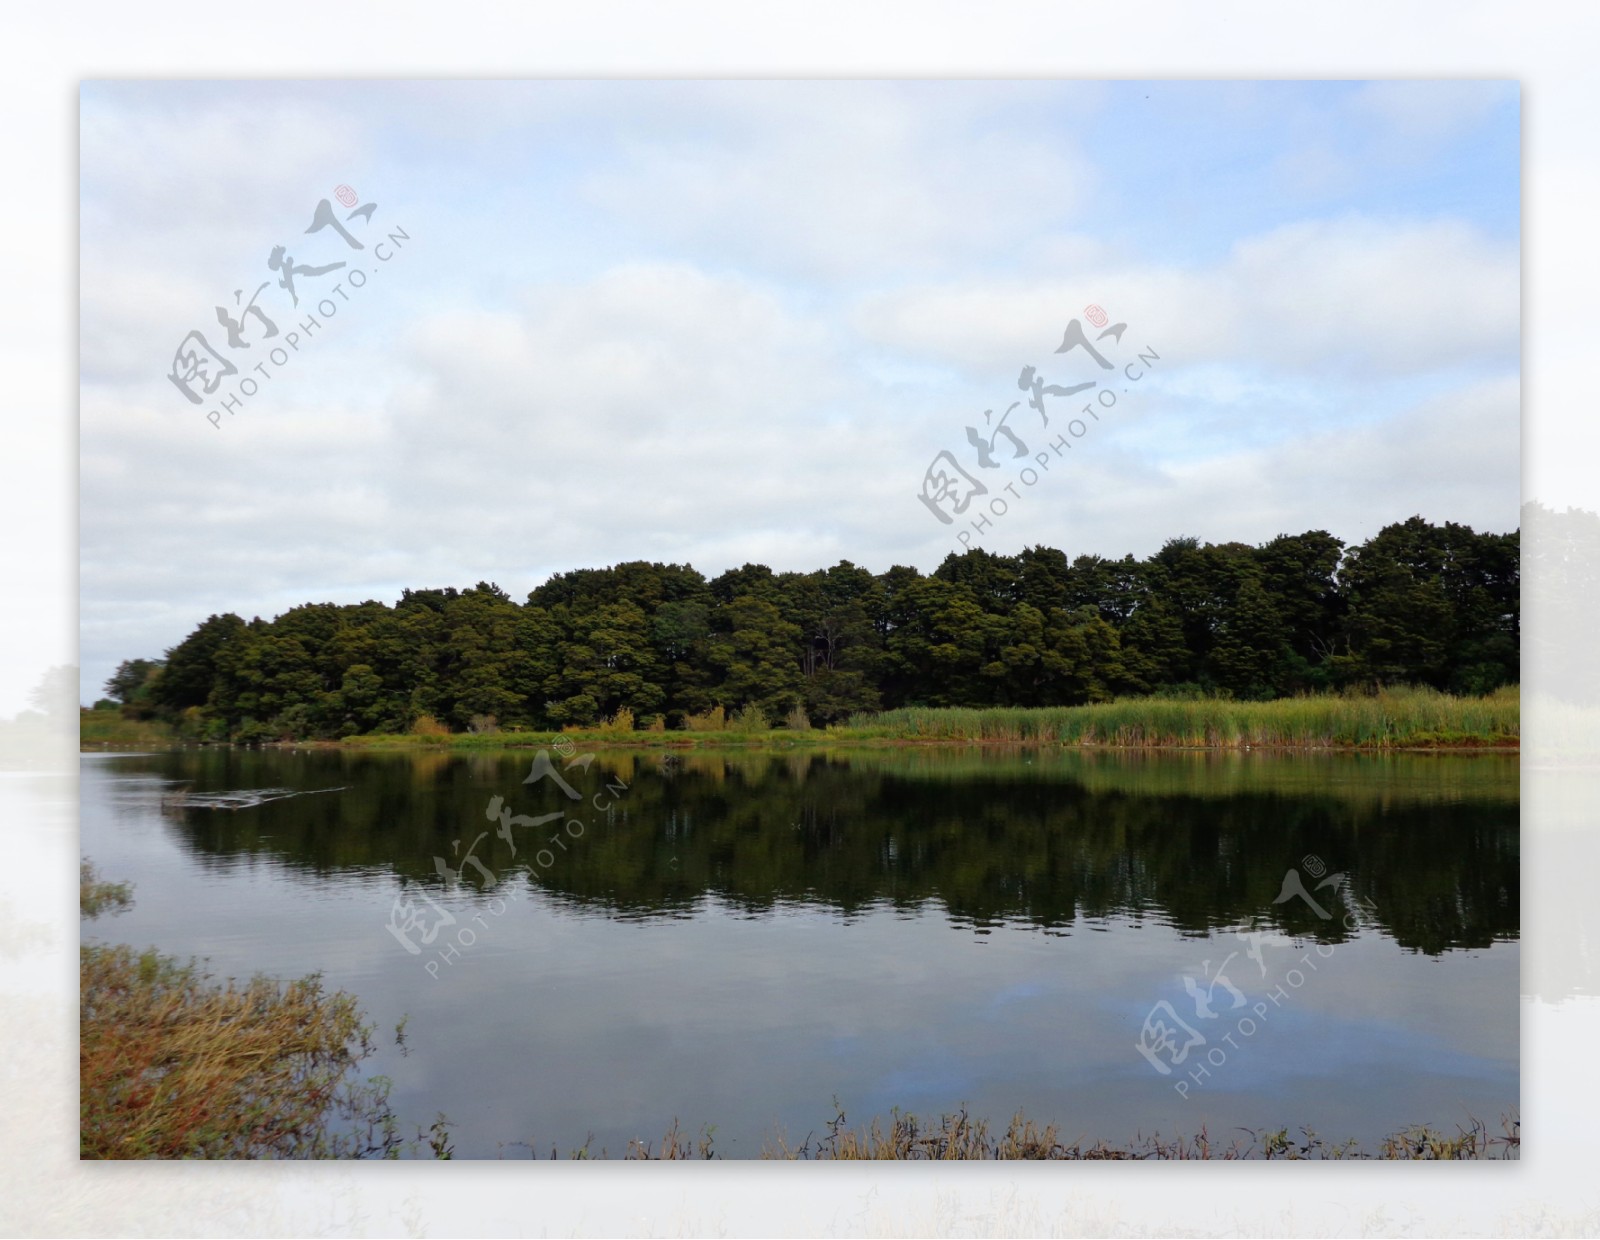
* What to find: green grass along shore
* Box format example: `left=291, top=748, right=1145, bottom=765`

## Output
left=83, top=686, right=1518, bottom=752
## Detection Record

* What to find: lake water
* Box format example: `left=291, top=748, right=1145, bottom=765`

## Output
left=79, top=746, right=1519, bottom=1158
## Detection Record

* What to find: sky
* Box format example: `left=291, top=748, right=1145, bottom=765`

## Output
left=78, top=79, right=1520, bottom=705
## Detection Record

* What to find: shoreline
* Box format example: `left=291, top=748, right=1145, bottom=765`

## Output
left=80, top=734, right=1521, bottom=754
left=80, top=687, right=1521, bottom=755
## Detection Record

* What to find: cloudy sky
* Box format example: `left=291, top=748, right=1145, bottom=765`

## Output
left=79, top=80, right=1519, bottom=703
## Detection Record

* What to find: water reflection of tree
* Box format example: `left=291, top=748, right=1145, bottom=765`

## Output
left=156, top=749, right=1517, bottom=956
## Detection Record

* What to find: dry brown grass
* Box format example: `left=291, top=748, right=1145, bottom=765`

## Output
left=80, top=864, right=450, bottom=1160
left=682, top=705, right=726, bottom=732
left=763, top=1107, right=1518, bottom=1160
left=81, top=948, right=382, bottom=1158
left=501, top=1106, right=1519, bottom=1160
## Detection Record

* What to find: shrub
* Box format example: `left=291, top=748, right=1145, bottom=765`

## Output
left=729, top=704, right=769, bottom=733
left=682, top=705, right=726, bottom=732
left=234, top=718, right=277, bottom=746
left=784, top=704, right=812, bottom=731
left=410, top=714, right=450, bottom=738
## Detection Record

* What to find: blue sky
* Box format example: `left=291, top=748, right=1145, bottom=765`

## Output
left=79, top=80, right=1519, bottom=702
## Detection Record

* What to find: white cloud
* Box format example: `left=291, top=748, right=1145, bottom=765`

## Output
left=579, top=80, right=1104, bottom=282
left=936, top=374, right=1521, bottom=563
left=855, top=214, right=1518, bottom=379
left=1348, top=80, right=1517, bottom=145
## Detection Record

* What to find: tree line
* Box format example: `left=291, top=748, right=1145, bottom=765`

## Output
left=100, top=515, right=1518, bottom=741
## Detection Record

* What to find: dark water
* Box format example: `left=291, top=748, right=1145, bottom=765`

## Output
left=80, top=746, right=1518, bottom=1158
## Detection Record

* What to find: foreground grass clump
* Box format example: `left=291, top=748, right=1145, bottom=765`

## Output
left=515, top=1106, right=1518, bottom=1160
left=846, top=685, right=1519, bottom=749
left=80, top=865, right=449, bottom=1160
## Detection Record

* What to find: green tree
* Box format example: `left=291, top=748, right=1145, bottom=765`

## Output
left=882, top=578, right=1002, bottom=707
left=986, top=604, right=1124, bottom=705
left=706, top=596, right=805, bottom=717
left=104, top=658, right=163, bottom=706
left=150, top=613, right=248, bottom=718
left=1118, top=596, right=1190, bottom=693
left=1209, top=576, right=1291, bottom=699
left=1256, top=530, right=1345, bottom=670
left=437, top=583, right=528, bottom=729
left=1333, top=517, right=1455, bottom=687
left=546, top=599, right=665, bottom=726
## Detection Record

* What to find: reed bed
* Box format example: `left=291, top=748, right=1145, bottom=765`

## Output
left=844, top=686, right=1518, bottom=749
left=78, top=711, right=176, bottom=749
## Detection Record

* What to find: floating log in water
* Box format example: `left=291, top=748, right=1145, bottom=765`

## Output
left=160, top=786, right=347, bottom=811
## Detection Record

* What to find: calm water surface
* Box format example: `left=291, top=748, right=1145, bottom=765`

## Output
left=80, top=746, right=1518, bottom=1157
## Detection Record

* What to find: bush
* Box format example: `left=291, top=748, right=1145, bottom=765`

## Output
left=601, top=706, right=636, bottom=733
left=729, top=704, right=769, bottom=733
left=234, top=718, right=277, bottom=745
left=268, top=703, right=317, bottom=741
left=784, top=704, right=812, bottom=731
left=682, top=705, right=726, bottom=732
left=410, top=714, right=450, bottom=738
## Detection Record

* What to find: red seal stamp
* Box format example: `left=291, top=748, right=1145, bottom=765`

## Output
left=335, top=184, right=359, bottom=208
left=1084, top=304, right=1108, bottom=329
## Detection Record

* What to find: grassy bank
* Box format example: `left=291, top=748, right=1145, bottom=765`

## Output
left=79, top=687, right=1519, bottom=753
left=325, top=686, right=1518, bottom=752
left=79, top=710, right=176, bottom=749
left=79, top=862, right=449, bottom=1160
left=844, top=685, right=1519, bottom=748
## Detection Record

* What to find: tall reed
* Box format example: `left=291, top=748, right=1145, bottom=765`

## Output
left=844, top=686, right=1518, bottom=749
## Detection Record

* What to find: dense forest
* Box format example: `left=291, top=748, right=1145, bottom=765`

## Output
left=100, top=516, right=1518, bottom=742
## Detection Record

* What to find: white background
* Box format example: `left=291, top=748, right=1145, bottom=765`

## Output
left=5, top=2, right=1596, bottom=1234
